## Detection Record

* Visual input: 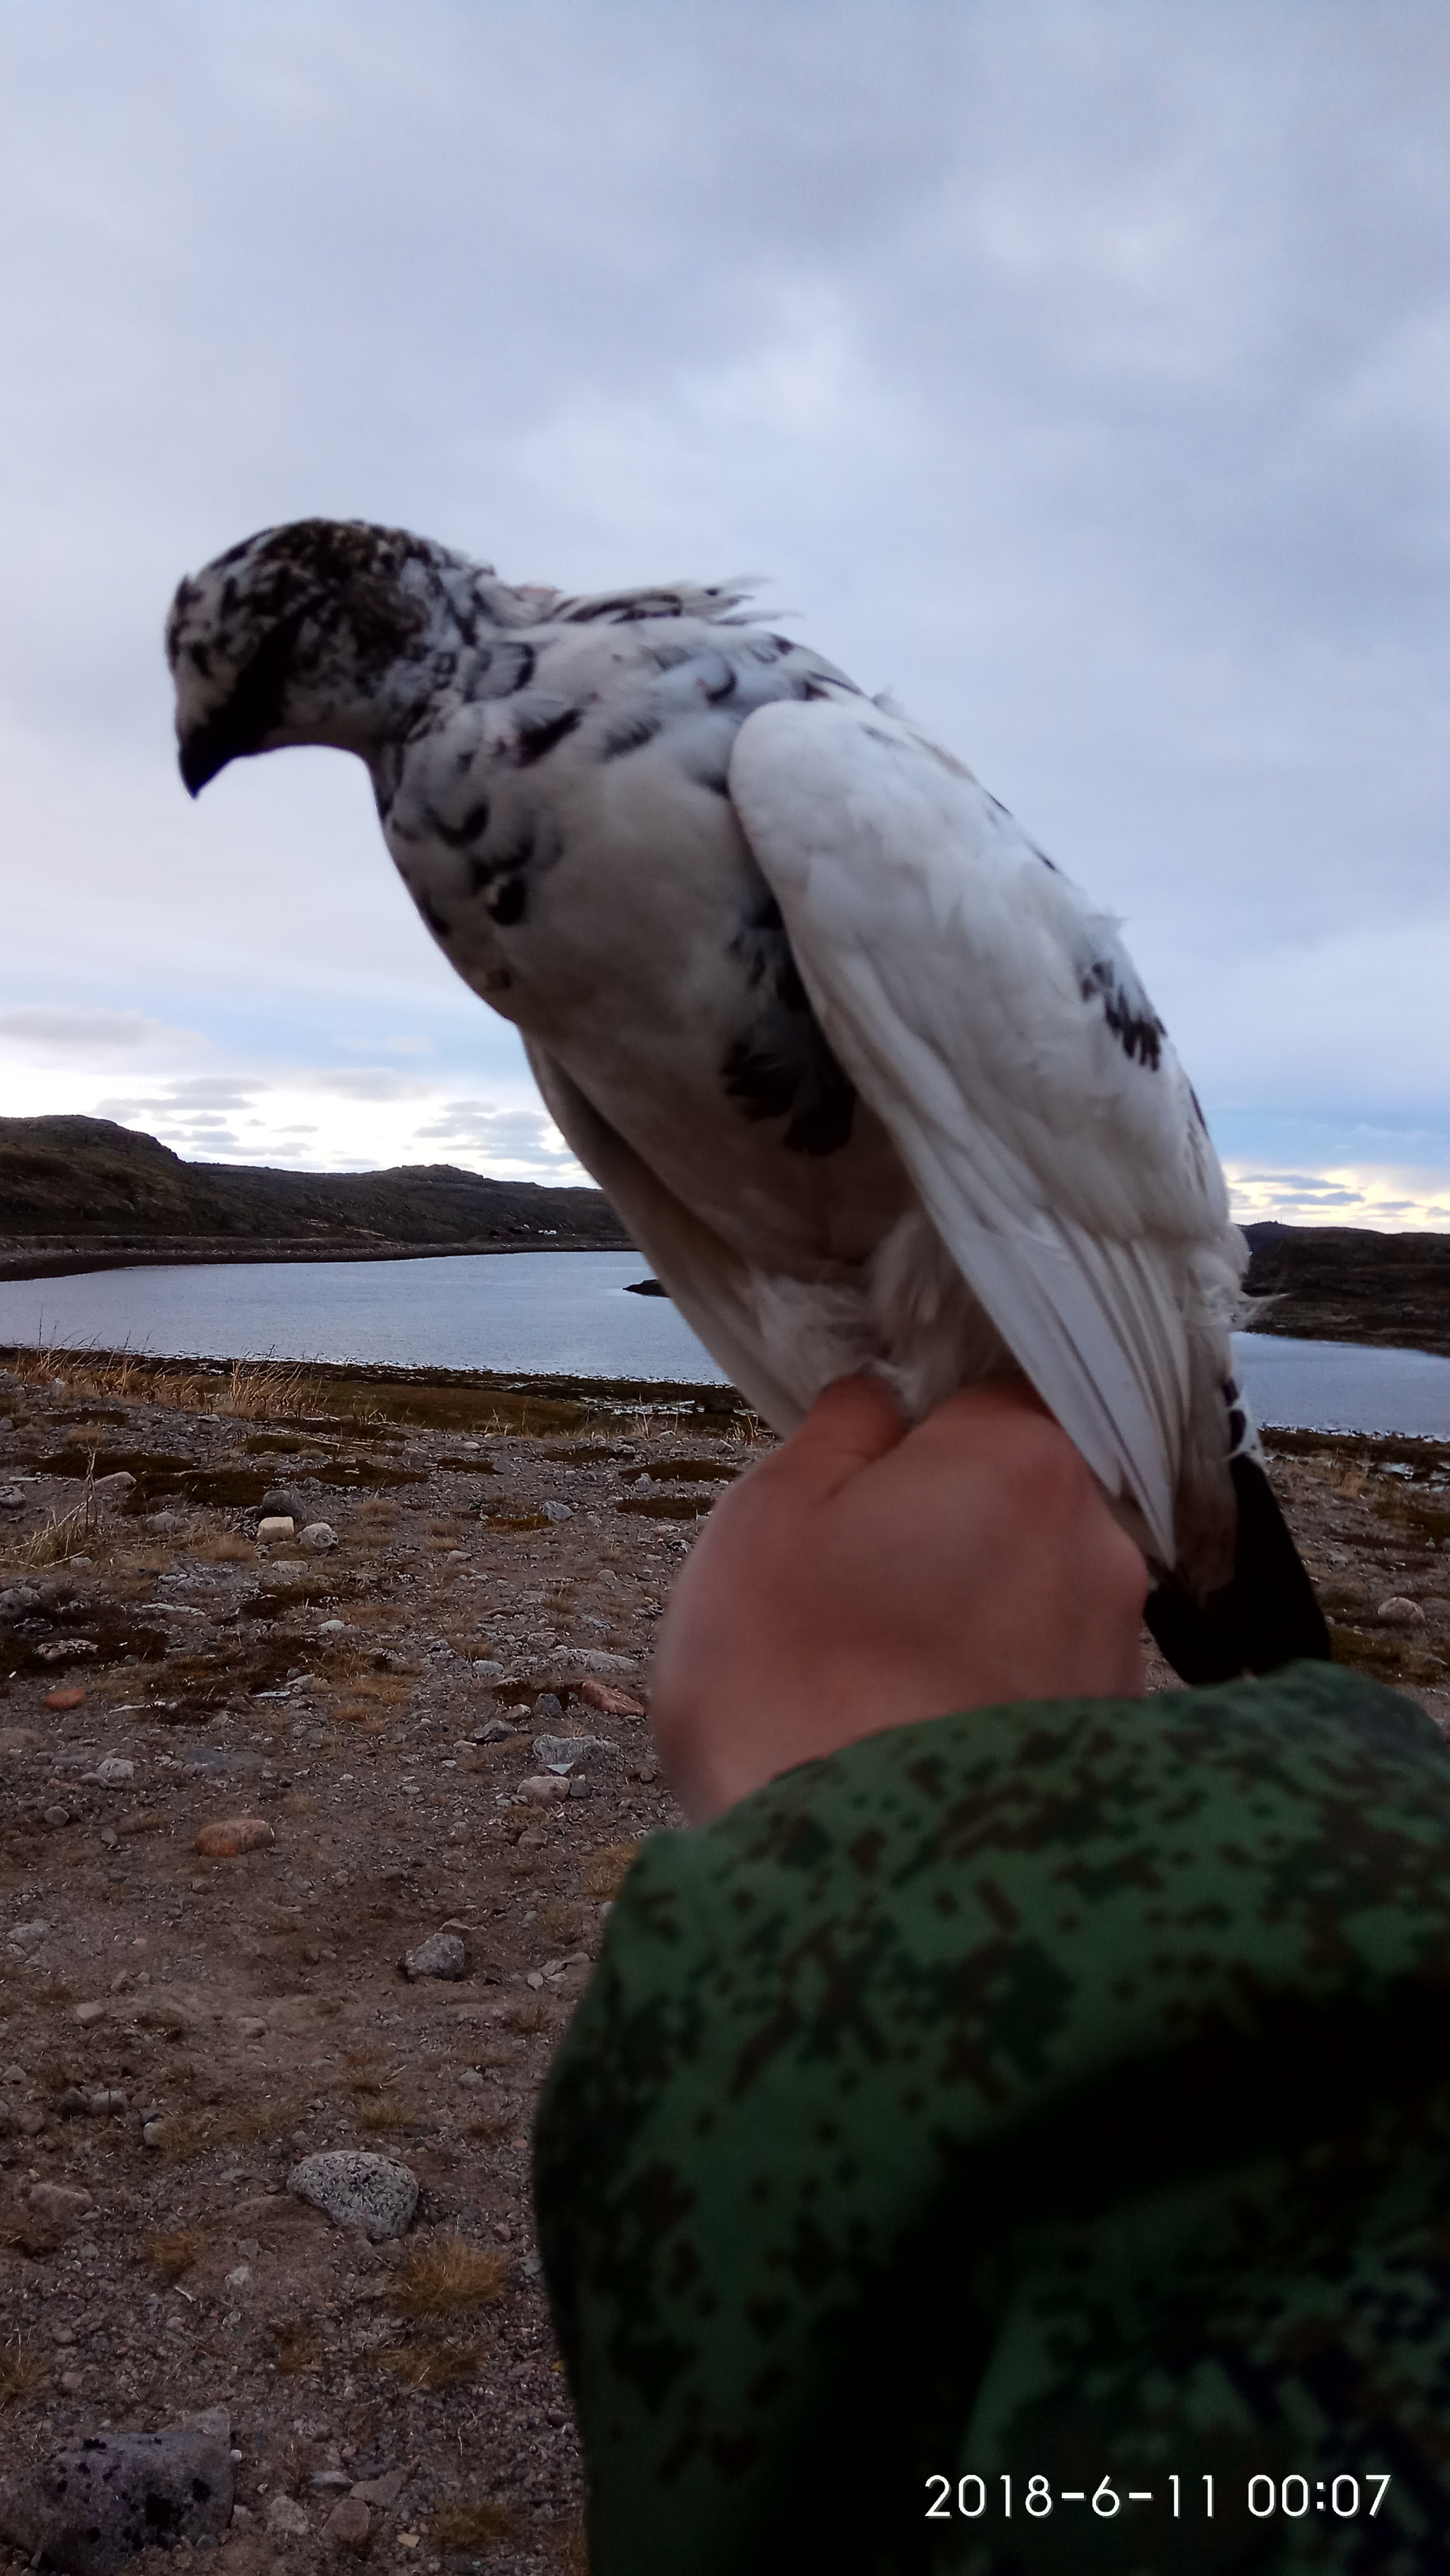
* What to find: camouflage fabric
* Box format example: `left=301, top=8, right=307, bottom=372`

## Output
left=533, top=1666, right=1450, bottom=2573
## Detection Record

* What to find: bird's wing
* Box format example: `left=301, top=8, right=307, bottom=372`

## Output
left=728, top=697, right=1238, bottom=1562
left=522, top=1038, right=811, bottom=1431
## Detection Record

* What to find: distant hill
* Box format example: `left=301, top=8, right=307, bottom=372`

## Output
left=1243, top=1223, right=1450, bottom=1358
left=0, top=1114, right=633, bottom=1278
left=4, top=1121, right=1446, bottom=1360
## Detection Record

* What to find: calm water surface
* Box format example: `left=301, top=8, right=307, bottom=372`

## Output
left=1, top=1252, right=1448, bottom=1437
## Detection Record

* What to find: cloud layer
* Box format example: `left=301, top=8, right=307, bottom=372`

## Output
left=2, top=3, right=1448, bottom=1224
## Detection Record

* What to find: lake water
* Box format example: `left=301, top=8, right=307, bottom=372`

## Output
left=1, top=1249, right=1449, bottom=1437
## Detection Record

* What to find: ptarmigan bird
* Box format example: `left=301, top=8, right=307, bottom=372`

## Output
left=166, top=517, right=1328, bottom=1683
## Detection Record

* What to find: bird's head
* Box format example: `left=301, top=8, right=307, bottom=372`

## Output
left=166, top=517, right=501, bottom=795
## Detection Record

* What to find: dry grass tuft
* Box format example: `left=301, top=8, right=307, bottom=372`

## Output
left=433, top=2498, right=518, bottom=2551
left=0, top=2347, right=48, bottom=2403
left=379, top=2340, right=480, bottom=2390
left=539, top=1895, right=586, bottom=1945
left=359, top=2098, right=415, bottom=2133
left=280, top=1792, right=315, bottom=1819
left=273, top=2317, right=321, bottom=2375
left=467, top=2111, right=512, bottom=2142
left=188, top=1532, right=256, bottom=1564
left=396, top=2236, right=510, bottom=2318
left=20, top=1473, right=106, bottom=1568
left=503, top=1999, right=554, bottom=2036
left=582, top=1841, right=642, bottom=1903
left=144, top=2227, right=205, bottom=2279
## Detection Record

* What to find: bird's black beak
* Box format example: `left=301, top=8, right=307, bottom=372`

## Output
left=178, top=729, right=232, bottom=798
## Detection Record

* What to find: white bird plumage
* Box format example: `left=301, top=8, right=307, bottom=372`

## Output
left=165, top=517, right=1329, bottom=1681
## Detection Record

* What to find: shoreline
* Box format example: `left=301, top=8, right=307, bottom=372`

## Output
left=0, top=1237, right=629, bottom=1283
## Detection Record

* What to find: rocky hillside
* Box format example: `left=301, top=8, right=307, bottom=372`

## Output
left=0, top=1117, right=632, bottom=1278
left=1243, top=1223, right=1450, bottom=1357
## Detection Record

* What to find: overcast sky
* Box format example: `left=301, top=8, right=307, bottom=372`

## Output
left=3, top=1, right=1448, bottom=1226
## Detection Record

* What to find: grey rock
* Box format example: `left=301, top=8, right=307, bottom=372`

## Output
left=474, top=1717, right=521, bottom=1743
left=266, top=2491, right=310, bottom=2538
left=401, top=1930, right=466, bottom=1982
left=0, top=1582, right=41, bottom=1616
left=299, top=1521, right=337, bottom=1552
left=542, top=1499, right=573, bottom=1523
left=469, top=1658, right=506, bottom=1678
left=261, top=1486, right=310, bottom=1523
left=533, top=1733, right=610, bottom=1774
left=181, top=1744, right=263, bottom=1775
left=534, top=1691, right=565, bottom=1725
left=9, top=1919, right=51, bottom=1950
left=287, top=2149, right=418, bottom=2241
left=0, top=2405, right=233, bottom=2573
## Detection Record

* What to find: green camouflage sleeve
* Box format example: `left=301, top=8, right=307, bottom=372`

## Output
left=533, top=1664, right=1450, bottom=2575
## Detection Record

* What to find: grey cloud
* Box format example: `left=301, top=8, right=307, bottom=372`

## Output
left=307, top=1067, right=431, bottom=1102
left=0, top=1008, right=197, bottom=1053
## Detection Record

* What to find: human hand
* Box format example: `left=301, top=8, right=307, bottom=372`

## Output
left=651, top=1373, right=1148, bottom=1823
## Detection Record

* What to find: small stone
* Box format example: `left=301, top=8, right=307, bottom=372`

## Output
left=324, top=2495, right=373, bottom=2551
left=9, top=1920, right=50, bottom=1951
left=261, top=1487, right=311, bottom=1522
left=195, top=1816, right=275, bottom=1857
left=533, top=1733, right=607, bottom=1773
left=266, top=2491, right=311, bottom=2538
left=401, top=1930, right=466, bottom=1981
left=518, top=1774, right=572, bottom=1803
left=256, top=1516, right=296, bottom=1543
left=142, top=2119, right=166, bottom=2148
left=0, top=1581, right=42, bottom=1614
left=28, top=2182, right=92, bottom=2228
left=44, top=1685, right=88, bottom=1712
left=72, top=2000, right=105, bottom=2026
left=319, top=1618, right=346, bottom=1634
left=0, top=2407, right=232, bottom=2570
left=224, top=2263, right=252, bottom=2289
left=288, top=2149, right=418, bottom=2240
left=1378, top=1595, right=1425, bottom=1624
left=300, top=1522, right=338, bottom=1552
left=474, top=1717, right=521, bottom=1743
left=91, top=1469, right=136, bottom=1497
left=89, top=2088, right=127, bottom=2116
left=237, top=2015, right=268, bottom=2038
left=578, top=1676, right=648, bottom=1718
left=542, top=1500, right=573, bottom=1523
left=534, top=1693, right=564, bottom=1724
left=57, top=2086, right=91, bottom=2118
left=42, top=1803, right=70, bottom=1829
left=349, top=2470, right=406, bottom=2507
left=96, top=1756, right=135, bottom=1787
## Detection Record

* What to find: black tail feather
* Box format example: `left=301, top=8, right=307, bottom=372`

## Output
left=1145, top=1454, right=1332, bottom=1686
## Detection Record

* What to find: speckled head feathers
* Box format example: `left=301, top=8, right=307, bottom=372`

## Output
left=165, top=517, right=508, bottom=795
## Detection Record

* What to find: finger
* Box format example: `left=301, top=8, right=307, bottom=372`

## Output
left=772, top=1372, right=908, bottom=1500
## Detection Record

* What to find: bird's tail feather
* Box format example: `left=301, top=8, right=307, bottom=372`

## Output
left=1144, top=1454, right=1332, bottom=1684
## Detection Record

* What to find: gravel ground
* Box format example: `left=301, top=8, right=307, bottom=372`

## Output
left=2, top=1359, right=1449, bottom=2571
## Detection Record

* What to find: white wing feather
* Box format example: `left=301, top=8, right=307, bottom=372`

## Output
left=728, top=698, right=1240, bottom=1565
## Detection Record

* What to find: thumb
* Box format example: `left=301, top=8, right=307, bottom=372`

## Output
left=775, top=1372, right=908, bottom=1500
